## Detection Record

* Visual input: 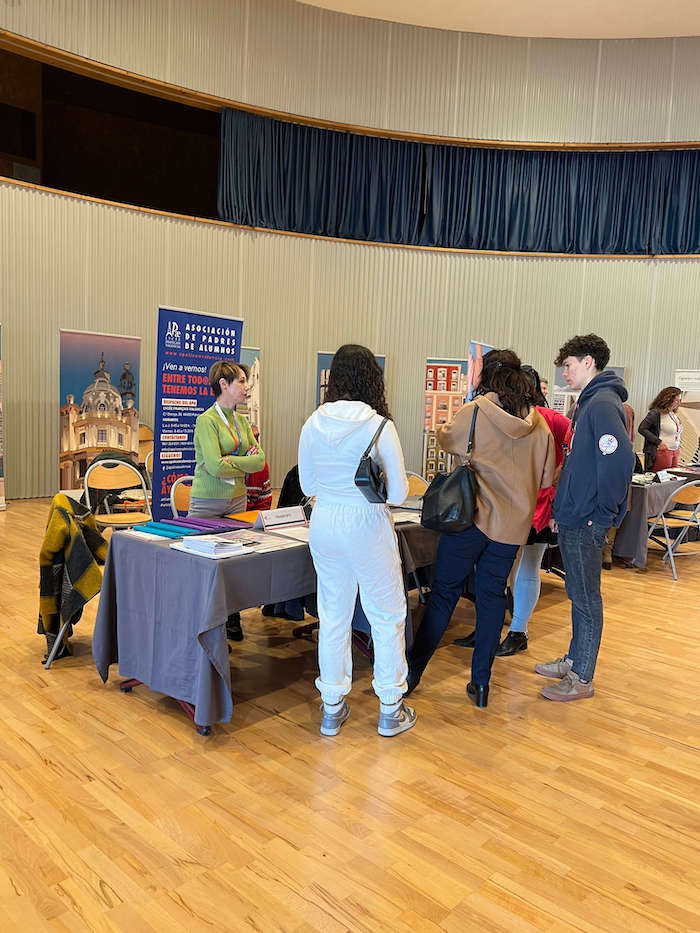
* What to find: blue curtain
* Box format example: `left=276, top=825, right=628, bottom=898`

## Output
left=218, top=109, right=700, bottom=255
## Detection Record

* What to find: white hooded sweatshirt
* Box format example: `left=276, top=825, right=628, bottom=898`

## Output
left=298, top=401, right=409, bottom=506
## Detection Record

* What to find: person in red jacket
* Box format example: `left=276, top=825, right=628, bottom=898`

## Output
left=245, top=424, right=272, bottom=511
left=495, top=366, right=570, bottom=656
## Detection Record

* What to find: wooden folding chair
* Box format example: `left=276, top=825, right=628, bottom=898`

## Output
left=647, top=480, right=700, bottom=580
left=170, top=475, right=195, bottom=518
left=406, top=471, right=429, bottom=497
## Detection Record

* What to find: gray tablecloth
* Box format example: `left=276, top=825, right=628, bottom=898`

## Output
left=93, top=520, right=438, bottom=727
left=613, top=479, right=684, bottom=568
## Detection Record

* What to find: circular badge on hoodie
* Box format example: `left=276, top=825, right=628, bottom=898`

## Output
left=598, top=434, right=618, bottom=455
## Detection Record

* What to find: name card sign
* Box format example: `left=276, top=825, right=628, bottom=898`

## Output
left=254, top=506, right=307, bottom=531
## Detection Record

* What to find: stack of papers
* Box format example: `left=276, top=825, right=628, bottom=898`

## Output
left=170, top=529, right=303, bottom=559
left=175, top=532, right=248, bottom=557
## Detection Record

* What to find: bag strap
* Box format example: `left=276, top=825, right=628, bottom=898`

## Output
left=362, top=417, right=388, bottom=457
left=465, top=405, right=478, bottom=462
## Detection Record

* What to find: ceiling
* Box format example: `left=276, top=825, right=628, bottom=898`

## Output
left=298, top=0, right=700, bottom=39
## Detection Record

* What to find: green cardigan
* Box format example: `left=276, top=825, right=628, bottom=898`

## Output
left=191, top=405, right=266, bottom=502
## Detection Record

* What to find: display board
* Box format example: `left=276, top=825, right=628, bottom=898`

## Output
left=152, top=306, right=243, bottom=520
left=239, top=347, right=261, bottom=432
left=467, top=340, right=494, bottom=401
left=675, top=370, right=700, bottom=464
left=422, top=358, right=468, bottom=481
left=421, top=339, right=493, bottom=481
left=0, top=324, right=5, bottom=510
left=316, top=350, right=386, bottom=407
left=59, top=330, right=141, bottom=491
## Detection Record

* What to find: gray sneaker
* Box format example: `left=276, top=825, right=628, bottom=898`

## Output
left=320, top=701, right=350, bottom=736
left=534, top=655, right=573, bottom=679
left=377, top=702, right=417, bottom=737
left=541, top=671, right=594, bottom=702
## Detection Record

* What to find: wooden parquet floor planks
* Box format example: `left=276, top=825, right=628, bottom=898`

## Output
left=0, top=497, right=699, bottom=932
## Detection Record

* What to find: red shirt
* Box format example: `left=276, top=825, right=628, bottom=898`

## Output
left=245, top=462, right=272, bottom=511
left=532, top=407, right=570, bottom=533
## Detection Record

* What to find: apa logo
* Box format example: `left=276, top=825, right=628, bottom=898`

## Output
left=165, top=321, right=181, bottom=348
left=598, top=434, right=618, bottom=456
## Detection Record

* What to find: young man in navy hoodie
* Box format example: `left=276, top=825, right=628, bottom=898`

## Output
left=536, top=334, right=635, bottom=701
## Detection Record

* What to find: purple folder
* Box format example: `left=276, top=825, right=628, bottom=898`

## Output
left=163, top=517, right=252, bottom=532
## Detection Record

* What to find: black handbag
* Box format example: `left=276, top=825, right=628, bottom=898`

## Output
left=354, top=418, right=389, bottom=503
left=420, top=406, right=478, bottom=533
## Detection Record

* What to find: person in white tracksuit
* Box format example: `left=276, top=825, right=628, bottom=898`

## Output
left=298, top=344, right=416, bottom=738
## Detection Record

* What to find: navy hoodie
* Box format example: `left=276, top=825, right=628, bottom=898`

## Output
left=553, top=370, right=635, bottom=529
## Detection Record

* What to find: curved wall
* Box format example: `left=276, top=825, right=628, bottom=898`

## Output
left=2, top=0, right=700, bottom=143
left=2, top=180, right=700, bottom=498
left=2, top=4, right=700, bottom=496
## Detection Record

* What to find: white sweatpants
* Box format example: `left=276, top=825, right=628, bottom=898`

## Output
left=309, top=501, right=408, bottom=706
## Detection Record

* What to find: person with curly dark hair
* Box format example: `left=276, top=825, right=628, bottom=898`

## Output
left=535, top=334, right=635, bottom=702
left=406, top=349, right=555, bottom=708
left=638, top=386, right=683, bottom=472
left=298, top=345, right=415, bottom=738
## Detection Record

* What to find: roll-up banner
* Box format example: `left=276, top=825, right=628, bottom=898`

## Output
left=239, top=347, right=262, bottom=433
left=422, top=340, right=493, bottom=481
left=152, top=306, right=244, bottom=520
left=0, top=324, right=5, bottom=510
left=59, top=329, right=141, bottom=492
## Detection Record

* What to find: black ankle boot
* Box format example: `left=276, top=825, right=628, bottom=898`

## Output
left=227, top=612, right=243, bottom=642
left=495, top=631, right=528, bottom=657
left=466, top=681, right=489, bottom=708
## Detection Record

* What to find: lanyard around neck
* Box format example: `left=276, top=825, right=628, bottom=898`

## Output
left=214, top=403, right=243, bottom=453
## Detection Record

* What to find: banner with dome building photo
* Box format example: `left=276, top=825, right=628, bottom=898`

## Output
left=59, top=330, right=141, bottom=491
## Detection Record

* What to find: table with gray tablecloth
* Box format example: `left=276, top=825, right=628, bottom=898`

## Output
left=93, top=520, right=438, bottom=729
left=613, top=479, right=684, bottom=568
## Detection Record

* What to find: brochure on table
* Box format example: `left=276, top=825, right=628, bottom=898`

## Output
left=170, top=528, right=303, bottom=559
left=152, top=306, right=244, bottom=520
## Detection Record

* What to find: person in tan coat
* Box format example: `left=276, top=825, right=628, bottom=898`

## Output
left=407, top=349, right=555, bottom=707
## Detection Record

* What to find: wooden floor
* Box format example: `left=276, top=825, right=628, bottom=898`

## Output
left=0, top=498, right=699, bottom=932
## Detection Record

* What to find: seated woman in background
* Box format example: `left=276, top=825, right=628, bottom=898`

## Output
left=298, top=344, right=414, bottom=738
left=639, top=386, right=683, bottom=472
left=495, top=366, right=569, bottom=657
left=190, top=360, right=265, bottom=641
left=406, top=349, right=555, bottom=708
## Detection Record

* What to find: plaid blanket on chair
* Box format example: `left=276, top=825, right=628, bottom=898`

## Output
left=38, top=494, right=108, bottom=660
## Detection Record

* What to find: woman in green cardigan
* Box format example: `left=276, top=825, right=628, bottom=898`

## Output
left=190, top=360, right=266, bottom=640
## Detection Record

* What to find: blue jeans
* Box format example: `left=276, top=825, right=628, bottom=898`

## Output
left=409, top=524, right=518, bottom=687
left=557, top=523, right=607, bottom=682
left=509, top=542, right=548, bottom=634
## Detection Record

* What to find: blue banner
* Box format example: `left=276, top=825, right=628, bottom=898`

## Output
left=152, top=306, right=243, bottom=520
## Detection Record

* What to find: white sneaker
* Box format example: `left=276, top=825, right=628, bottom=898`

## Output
left=377, top=702, right=417, bottom=737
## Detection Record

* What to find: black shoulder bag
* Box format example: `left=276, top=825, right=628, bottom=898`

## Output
left=354, top=418, right=389, bottom=503
left=420, top=406, right=478, bottom=533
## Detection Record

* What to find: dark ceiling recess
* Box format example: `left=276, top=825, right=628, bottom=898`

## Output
left=42, top=65, right=220, bottom=218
